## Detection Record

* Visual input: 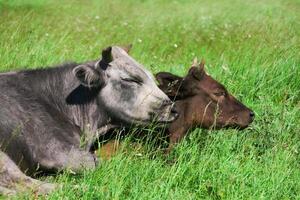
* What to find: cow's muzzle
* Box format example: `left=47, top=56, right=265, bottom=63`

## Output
left=151, top=100, right=178, bottom=123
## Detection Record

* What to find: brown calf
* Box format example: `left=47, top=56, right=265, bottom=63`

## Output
left=156, top=59, right=254, bottom=152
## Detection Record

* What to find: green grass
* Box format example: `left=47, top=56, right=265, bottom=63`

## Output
left=0, top=0, right=299, bottom=199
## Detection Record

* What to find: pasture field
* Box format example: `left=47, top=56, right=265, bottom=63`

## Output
left=0, top=0, right=299, bottom=199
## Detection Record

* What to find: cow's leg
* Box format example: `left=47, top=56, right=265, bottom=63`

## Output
left=61, top=148, right=98, bottom=172
left=0, top=151, right=56, bottom=196
left=37, top=145, right=97, bottom=173
left=22, top=120, right=98, bottom=173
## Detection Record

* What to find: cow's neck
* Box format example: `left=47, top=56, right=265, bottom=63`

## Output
left=67, top=98, right=117, bottom=150
left=21, top=63, right=115, bottom=141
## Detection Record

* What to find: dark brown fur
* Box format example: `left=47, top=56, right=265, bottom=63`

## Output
left=156, top=59, right=254, bottom=152
left=99, top=59, right=254, bottom=156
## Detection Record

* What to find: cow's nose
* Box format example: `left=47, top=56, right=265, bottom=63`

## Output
left=171, top=107, right=179, bottom=119
left=249, top=111, right=255, bottom=119
left=162, top=99, right=172, bottom=106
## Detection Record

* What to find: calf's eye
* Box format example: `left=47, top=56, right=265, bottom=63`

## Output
left=214, top=92, right=226, bottom=97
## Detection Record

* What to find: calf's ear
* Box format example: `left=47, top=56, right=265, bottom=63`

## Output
left=189, top=60, right=205, bottom=81
left=155, top=72, right=183, bottom=98
left=155, top=72, right=182, bottom=87
left=73, top=65, right=103, bottom=88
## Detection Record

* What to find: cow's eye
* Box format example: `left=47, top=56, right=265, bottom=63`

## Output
left=214, top=91, right=226, bottom=97
left=121, top=77, right=142, bottom=85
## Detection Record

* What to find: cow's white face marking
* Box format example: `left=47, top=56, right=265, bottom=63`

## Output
left=100, top=47, right=176, bottom=125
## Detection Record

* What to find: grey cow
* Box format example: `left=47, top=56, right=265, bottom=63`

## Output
left=0, top=46, right=177, bottom=195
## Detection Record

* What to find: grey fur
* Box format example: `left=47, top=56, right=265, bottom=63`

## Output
left=0, top=46, right=177, bottom=195
left=0, top=151, right=56, bottom=196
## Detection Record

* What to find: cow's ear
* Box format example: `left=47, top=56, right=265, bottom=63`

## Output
left=188, top=58, right=205, bottom=81
left=97, top=46, right=113, bottom=70
left=101, top=46, right=113, bottom=63
left=73, top=65, right=103, bottom=88
left=189, top=67, right=204, bottom=81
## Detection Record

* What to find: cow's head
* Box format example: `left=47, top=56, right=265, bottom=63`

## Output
left=155, top=59, right=254, bottom=129
left=72, top=46, right=178, bottom=125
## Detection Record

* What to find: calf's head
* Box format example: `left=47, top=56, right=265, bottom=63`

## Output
left=156, top=59, right=254, bottom=129
left=73, top=46, right=177, bottom=125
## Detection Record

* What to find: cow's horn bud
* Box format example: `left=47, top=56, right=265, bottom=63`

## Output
left=199, top=59, right=205, bottom=70
left=192, top=57, right=198, bottom=66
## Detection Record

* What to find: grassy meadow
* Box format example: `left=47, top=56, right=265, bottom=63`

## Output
left=0, top=0, right=299, bottom=199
